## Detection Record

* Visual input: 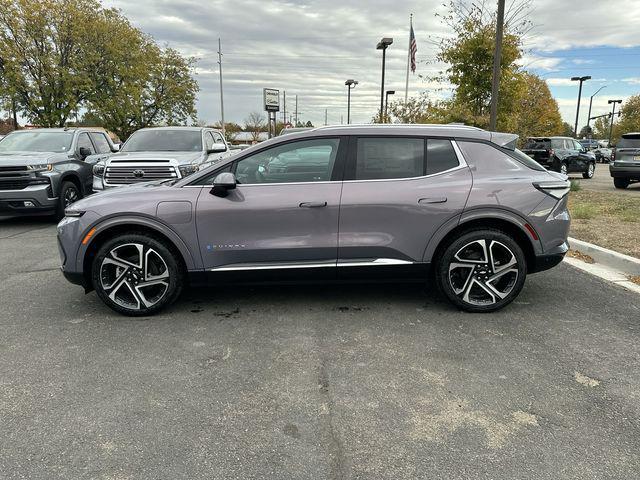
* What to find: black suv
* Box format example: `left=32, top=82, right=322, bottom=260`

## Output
left=522, top=136, right=596, bottom=178
left=610, top=132, right=640, bottom=189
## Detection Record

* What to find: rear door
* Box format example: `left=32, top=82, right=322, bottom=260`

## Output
left=337, top=136, right=472, bottom=272
left=195, top=136, right=346, bottom=271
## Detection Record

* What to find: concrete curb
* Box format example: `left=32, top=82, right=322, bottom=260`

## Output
left=568, top=237, right=640, bottom=276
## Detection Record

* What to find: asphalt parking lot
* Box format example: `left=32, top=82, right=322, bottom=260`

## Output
left=1, top=217, right=640, bottom=480
left=569, top=163, right=640, bottom=194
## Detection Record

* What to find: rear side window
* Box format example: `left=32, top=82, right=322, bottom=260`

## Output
left=90, top=133, right=111, bottom=153
left=426, top=139, right=458, bottom=174
left=458, top=141, right=527, bottom=173
left=551, top=139, right=564, bottom=149
left=524, top=138, right=549, bottom=149
left=618, top=134, right=640, bottom=148
left=355, top=137, right=424, bottom=180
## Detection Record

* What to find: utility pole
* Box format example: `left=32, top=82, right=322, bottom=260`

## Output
left=571, top=75, right=591, bottom=137
left=341, top=115, right=343, bottom=124
left=324, top=109, right=328, bottom=126
left=283, top=91, right=287, bottom=127
left=377, top=38, right=393, bottom=123
left=217, top=38, right=225, bottom=135
left=489, top=0, right=505, bottom=131
left=294, top=95, right=298, bottom=127
left=608, top=99, right=622, bottom=146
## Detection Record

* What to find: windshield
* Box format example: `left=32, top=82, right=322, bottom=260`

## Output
left=122, top=129, right=202, bottom=152
left=0, top=131, right=74, bottom=153
left=617, top=134, right=640, bottom=149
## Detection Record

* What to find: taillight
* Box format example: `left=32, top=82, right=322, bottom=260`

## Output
left=611, top=150, right=616, bottom=161
left=533, top=180, right=570, bottom=199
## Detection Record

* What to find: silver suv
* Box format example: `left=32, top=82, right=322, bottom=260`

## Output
left=57, top=125, right=570, bottom=315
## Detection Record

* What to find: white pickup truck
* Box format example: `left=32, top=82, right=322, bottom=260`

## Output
left=90, top=126, right=231, bottom=190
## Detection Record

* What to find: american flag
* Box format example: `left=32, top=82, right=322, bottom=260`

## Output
left=409, top=24, right=417, bottom=73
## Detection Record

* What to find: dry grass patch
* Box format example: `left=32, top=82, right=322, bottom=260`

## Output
left=568, top=190, right=640, bottom=259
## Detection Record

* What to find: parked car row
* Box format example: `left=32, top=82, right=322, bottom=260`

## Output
left=0, top=126, right=232, bottom=219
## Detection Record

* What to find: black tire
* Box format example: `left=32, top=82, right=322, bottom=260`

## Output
left=435, top=229, right=527, bottom=313
left=91, top=233, right=184, bottom=316
left=614, top=178, right=630, bottom=189
left=582, top=162, right=595, bottom=179
left=55, top=181, right=82, bottom=220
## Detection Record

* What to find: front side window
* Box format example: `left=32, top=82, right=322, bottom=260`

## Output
left=204, top=132, right=214, bottom=150
left=90, top=132, right=111, bottom=153
left=426, top=139, right=459, bottom=174
left=234, top=138, right=340, bottom=184
left=77, top=133, right=96, bottom=154
left=0, top=131, right=74, bottom=153
left=212, top=132, right=225, bottom=144
left=355, top=137, right=424, bottom=180
left=122, top=129, right=202, bottom=152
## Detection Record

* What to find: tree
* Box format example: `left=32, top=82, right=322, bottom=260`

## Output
left=578, top=125, right=593, bottom=138
left=511, top=73, right=563, bottom=141
left=433, top=0, right=532, bottom=129
left=244, top=112, right=266, bottom=142
left=592, top=116, right=611, bottom=140
left=212, top=121, right=243, bottom=143
left=610, top=94, right=640, bottom=144
left=560, top=122, right=574, bottom=137
left=304, top=120, right=314, bottom=128
left=0, top=0, right=198, bottom=138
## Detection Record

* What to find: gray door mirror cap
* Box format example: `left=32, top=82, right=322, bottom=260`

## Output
left=210, top=172, right=237, bottom=197
left=78, top=146, right=92, bottom=159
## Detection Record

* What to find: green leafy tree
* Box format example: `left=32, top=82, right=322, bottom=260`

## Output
left=512, top=73, right=563, bottom=141
left=560, top=122, right=575, bottom=137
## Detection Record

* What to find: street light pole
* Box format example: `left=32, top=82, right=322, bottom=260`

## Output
left=608, top=99, right=622, bottom=146
left=586, top=85, right=606, bottom=133
left=571, top=75, right=591, bottom=137
left=345, top=79, right=358, bottom=124
left=489, top=0, right=505, bottom=131
left=385, top=90, right=395, bottom=120
left=377, top=37, right=393, bottom=123
left=217, top=38, right=225, bottom=136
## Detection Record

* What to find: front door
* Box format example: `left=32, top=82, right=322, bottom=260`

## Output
left=195, top=137, right=346, bottom=271
left=337, top=136, right=472, bottom=269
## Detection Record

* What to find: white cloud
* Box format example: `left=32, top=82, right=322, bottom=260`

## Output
left=622, top=77, right=640, bottom=85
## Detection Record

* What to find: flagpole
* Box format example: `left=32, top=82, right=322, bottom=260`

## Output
left=404, top=14, right=412, bottom=104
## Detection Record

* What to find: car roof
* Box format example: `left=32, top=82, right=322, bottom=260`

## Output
left=136, top=126, right=218, bottom=133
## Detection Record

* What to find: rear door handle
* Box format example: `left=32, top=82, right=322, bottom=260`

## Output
left=299, top=201, right=327, bottom=208
left=418, top=197, right=447, bottom=204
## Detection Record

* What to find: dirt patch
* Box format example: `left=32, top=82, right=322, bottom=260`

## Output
left=566, top=250, right=595, bottom=264
left=574, top=371, right=600, bottom=388
left=628, top=275, right=640, bottom=286
left=568, top=190, right=640, bottom=259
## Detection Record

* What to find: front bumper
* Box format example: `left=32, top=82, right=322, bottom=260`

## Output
left=0, top=184, right=57, bottom=215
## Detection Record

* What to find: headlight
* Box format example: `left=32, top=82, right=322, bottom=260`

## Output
left=27, top=164, right=52, bottom=171
left=179, top=164, right=200, bottom=177
left=93, top=163, right=105, bottom=176
left=64, top=209, right=85, bottom=217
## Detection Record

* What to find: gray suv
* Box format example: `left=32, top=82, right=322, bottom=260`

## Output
left=0, top=128, right=116, bottom=218
left=57, top=125, right=570, bottom=315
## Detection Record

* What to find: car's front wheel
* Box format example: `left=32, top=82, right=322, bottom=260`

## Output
left=56, top=181, right=82, bottom=219
left=582, top=162, right=595, bottom=179
left=91, top=233, right=184, bottom=316
left=436, top=229, right=527, bottom=313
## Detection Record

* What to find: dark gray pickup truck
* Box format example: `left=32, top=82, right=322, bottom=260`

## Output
left=0, top=128, right=116, bottom=218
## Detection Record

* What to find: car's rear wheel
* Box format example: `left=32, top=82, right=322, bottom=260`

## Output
left=582, top=162, right=595, bottom=179
left=91, top=233, right=184, bottom=316
left=614, top=178, right=630, bottom=189
left=436, top=229, right=527, bottom=313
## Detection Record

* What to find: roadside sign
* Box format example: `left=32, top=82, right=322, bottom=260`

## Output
left=263, top=88, right=280, bottom=112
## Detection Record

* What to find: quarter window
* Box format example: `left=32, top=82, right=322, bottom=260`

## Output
left=426, top=139, right=459, bottom=174
left=355, top=137, right=424, bottom=180
left=234, top=138, right=340, bottom=184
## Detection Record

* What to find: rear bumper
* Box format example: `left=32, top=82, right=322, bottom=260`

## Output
left=610, top=164, right=640, bottom=179
left=0, top=184, right=57, bottom=215
left=531, top=241, right=569, bottom=274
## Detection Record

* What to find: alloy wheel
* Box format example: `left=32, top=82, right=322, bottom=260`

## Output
left=560, top=164, right=568, bottom=175
left=587, top=163, right=595, bottom=177
left=448, top=239, right=519, bottom=306
left=63, top=186, right=79, bottom=207
left=99, top=243, right=170, bottom=310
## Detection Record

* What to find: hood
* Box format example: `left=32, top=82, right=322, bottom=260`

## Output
left=0, top=152, right=67, bottom=166
left=106, top=151, right=204, bottom=165
left=70, top=180, right=171, bottom=211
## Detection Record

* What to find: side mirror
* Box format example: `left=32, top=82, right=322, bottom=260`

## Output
left=207, top=143, right=227, bottom=154
left=210, top=172, right=236, bottom=197
left=79, top=146, right=92, bottom=159
left=111, top=143, right=121, bottom=152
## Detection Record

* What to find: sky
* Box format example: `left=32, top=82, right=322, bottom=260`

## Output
left=103, top=0, right=640, bottom=130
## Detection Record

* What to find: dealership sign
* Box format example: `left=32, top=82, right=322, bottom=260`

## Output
left=263, top=88, right=280, bottom=112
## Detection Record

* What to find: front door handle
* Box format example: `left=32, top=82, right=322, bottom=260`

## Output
left=418, top=197, right=447, bottom=204
left=299, top=201, right=327, bottom=208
